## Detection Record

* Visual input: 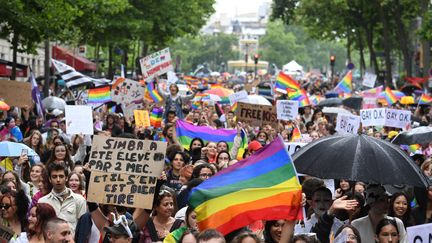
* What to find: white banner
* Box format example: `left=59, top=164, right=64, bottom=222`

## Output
left=362, top=72, right=377, bottom=88
left=407, top=223, right=432, bottom=243
left=276, top=100, right=299, bottom=121
left=229, top=90, right=248, bottom=104
left=65, top=105, right=94, bottom=135
left=284, top=142, right=306, bottom=156
left=139, top=48, right=173, bottom=81
left=336, top=114, right=360, bottom=135
left=360, top=108, right=411, bottom=129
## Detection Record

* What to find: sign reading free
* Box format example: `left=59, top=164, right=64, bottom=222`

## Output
left=360, top=108, right=411, bottom=129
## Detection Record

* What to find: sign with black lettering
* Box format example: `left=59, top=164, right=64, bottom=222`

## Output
left=284, top=142, right=306, bottom=156
left=336, top=114, right=360, bottom=135
left=407, top=223, right=432, bottom=243
left=276, top=100, right=298, bottom=121
left=360, top=108, right=411, bottom=129
left=87, top=135, right=167, bottom=208
left=236, top=102, right=277, bottom=127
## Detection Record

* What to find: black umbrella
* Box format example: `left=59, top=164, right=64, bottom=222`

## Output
left=391, top=126, right=432, bottom=145
left=292, top=134, right=431, bottom=187
left=343, top=96, right=363, bottom=110
left=318, top=98, right=342, bottom=107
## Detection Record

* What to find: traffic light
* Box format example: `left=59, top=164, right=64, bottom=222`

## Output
left=330, top=55, right=336, bottom=66
left=254, top=54, right=260, bottom=65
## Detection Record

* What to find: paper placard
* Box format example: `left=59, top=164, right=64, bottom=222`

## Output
left=134, top=110, right=150, bottom=128
left=0, top=80, right=32, bottom=107
left=87, top=136, right=167, bottom=208
left=111, top=78, right=145, bottom=120
left=362, top=97, right=378, bottom=109
left=360, top=108, right=411, bottom=129
left=229, top=90, right=248, bottom=104
left=336, top=114, right=360, bottom=135
left=285, top=142, right=306, bottom=155
left=407, top=223, right=432, bottom=243
left=276, top=100, right=299, bottom=121
left=362, top=72, right=377, bottom=88
left=65, top=105, right=94, bottom=135
left=139, top=48, right=173, bottom=81
left=236, top=102, right=277, bottom=127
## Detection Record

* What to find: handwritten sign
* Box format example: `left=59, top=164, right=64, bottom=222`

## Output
left=360, top=108, right=411, bottom=129
left=111, top=78, right=145, bottom=120
left=139, top=48, right=173, bottom=81
left=87, top=136, right=167, bottom=208
left=0, top=80, right=32, bottom=107
left=134, top=110, right=150, bottom=128
left=362, top=72, right=377, bottom=88
left=336, top=114, right=360, bottom=135
left=229, top=90, right=248, bottom=104
left=65, top=105, right=94, bottom=135
left=236, top=102, right=277, bottom=127
left=407, top=223, right=432, bottom=243
left=276, top=100, right=299, bottom=121
left=285, top=142, right=306, bottom=156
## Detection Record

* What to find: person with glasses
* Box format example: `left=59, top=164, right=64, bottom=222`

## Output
left=334, top=225, right=362, bottom=243
left=0, top=188, right=30, bottom=242
left=191, top=164, right=215, bottom=181
left=375, top=218, right=400, bottom=243
left=140, top=188, right=183, bottom=242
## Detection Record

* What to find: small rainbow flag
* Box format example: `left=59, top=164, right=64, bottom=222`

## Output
left=146, top=82, right=163, bottom=103
left=87, top=86, right=111, bottom=104
left=362, top=85, right=383, bottom=97
left=288, top=89, right=310, bottom=107
left=334, top=71, right=353, bottom=93
left=384, top=87, right=399, bottom=105
left=309, top=95, right=322, bottom=106
left=191, top=101, right=200, bottom=110
left=210, top=83, right=223, bottom=89
left=275, top=72, right=300, bottom=92
left=231, top=102, right=238, bottom=114
left=184, top=76, right=200, bottom=87
left=418, top=94, right=432, bottom=105
left=291, top=127, right=301, bottom=141
left=150, top=107, right=163, bottom=128
left=189, top=137, right=303, bottom=235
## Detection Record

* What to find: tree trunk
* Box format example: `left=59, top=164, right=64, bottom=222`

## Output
left=11, top=33, right=18, bottom=80
left=95, top=42, right=100, bottom=77
left=364, top=25, right=380, bottom=76
left=357, top=29, right=366, bottom=77
left=123, top=49, right=128, bottom=77
left=393, top=0, right=412, bottom=77
left=44, top=39, right=50, bottom=97
left=421, top=0, right=430, bottom=76
left=347, top=29, right=352, bottom=64
left=108, top=44, right=113, bottom=80
left=377, top=1, right=393, bottom=87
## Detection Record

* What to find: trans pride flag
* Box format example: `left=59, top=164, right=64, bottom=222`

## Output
left=188, top=137, right=303, bottom=235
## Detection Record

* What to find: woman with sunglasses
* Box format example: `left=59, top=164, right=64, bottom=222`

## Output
left=0, top=188, right=30, bottom=242
left=140, top=188, right=183, bottom=242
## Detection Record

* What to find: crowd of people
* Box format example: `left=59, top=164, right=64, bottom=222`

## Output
left=0, top=74, right=431, bottom=243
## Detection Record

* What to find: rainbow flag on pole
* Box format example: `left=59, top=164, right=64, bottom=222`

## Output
left=188, top=137, right=303, bottom=235
left=145, top=82, right=163, bottom=103
left=87, top=86, right=111, bottom=104
left=150, top=107, right=163, bottom=128
left=176, top=120, right=247, bottom=159
left=384, top=87, right=399, bottom=105
left=288, top=89, right=311, bottom=107
left=418, top=93, right=432, bottom=105
left=275, top=72, right=300, bottom=92
left=334, top=71, right=353, bottom=93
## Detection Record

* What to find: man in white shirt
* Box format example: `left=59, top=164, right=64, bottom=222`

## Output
left=352, top=184, right=407, bottom=243
left=39, top=163, right=87, bottom=230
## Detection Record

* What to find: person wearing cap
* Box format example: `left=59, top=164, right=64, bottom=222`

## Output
left=352, top=184, right=406, bottom=243
left=104, top=215, right=137, bottom=243
left=246, top=140, right=262, bottom=157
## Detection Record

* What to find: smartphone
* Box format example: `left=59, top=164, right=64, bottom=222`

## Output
left=21, top=149, right=28, bottom=156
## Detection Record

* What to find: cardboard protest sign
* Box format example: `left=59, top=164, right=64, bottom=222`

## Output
left=139, top=48, right=173, bottom=81
left=0, top=80, right=32, bottom=107
left=362, top=72, right=377, bottom=88
left=87, top=135, right=167, bottom=208
left=360, top=108, right=411, bottom=129
left=65, top=105, right=94, bottom=135
left=336, top=114, right=360, bottom=135
left=407, top=223, right=432, bottom=243
left=111, top=78, right=145, bottom=120
left=134, top=110, right=150, bottom=128
left=229, top=90, right=248, bottom=104
left=276, top=100, right=299, bottom=121
left=236, top=102, right=277, bottom=127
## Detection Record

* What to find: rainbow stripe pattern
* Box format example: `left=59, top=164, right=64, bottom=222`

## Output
left=87, top=86, right=111, bottom=104
left=384, top=87, right=399, bottom=105
left=176, top=120, right=247, bottom=159
left=419, top=94, right=432, bottom=105
left=150, top=107, right=163, bottom=128
left=146, top=82, right=163, bottom=103
left=335, top=71, right=353, bottom=93
left=288, top=89, right=311, bottom=107
left=291, top=127, right=301, bottom=141
left=188, top=137, right=303, bottom=235
left=275, top=72, right=300, bottom=91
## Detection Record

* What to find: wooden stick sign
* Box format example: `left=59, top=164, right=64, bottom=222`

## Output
left=87, top=135, right=167, bottom=209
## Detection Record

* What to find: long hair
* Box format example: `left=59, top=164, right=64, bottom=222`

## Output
left=388, top=192, right=412, bottom=227
left=24, top=130, right=44, bottom=156
left=27, top=203, right=57, bottom=238
left=67, top=172, right=85, bottom=192
left=46, top=144, right=73, bottom=170
left=0, top=189, right=29, bottom=229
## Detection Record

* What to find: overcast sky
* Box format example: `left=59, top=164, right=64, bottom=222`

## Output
left=209, top=0, right=271, bottom=21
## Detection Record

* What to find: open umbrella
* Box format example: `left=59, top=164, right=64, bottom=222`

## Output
left=0, top=100, right=10, bottom=111
left=292, top=134, right=431, bottom=187
left=322, top=107, right=351, bottom=115
left=318, top=98, right=342, bottom=107
left=391, top=126, right=432, bottom=145
left=239, top=95, right=272, bottom=106
left=343, top=96, right=363, bottom=110
left=42, top=96, right=66, bottom=111
left=0, top=141, right=37, bottom=157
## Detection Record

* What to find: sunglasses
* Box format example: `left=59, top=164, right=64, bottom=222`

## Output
left=199, top=173, right=212, bottom=178
left=0, top=204, right=12, bottom=210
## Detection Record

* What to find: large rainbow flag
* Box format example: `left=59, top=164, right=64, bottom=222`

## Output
left=188, top=137, right=303, bottom=235
left=87, top=86, right=111, bottom=104
left=275, top=72, right=300, bottom=92
left=334, top=71, right=353, bottom=93
left=176, top=120, right=247, bottom=160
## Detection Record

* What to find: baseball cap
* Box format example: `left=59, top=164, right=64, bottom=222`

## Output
left=248, top=140, right=263, bottom=153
